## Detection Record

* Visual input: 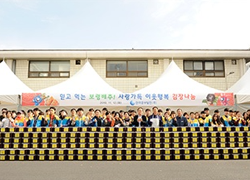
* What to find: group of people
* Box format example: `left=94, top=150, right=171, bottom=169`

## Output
left=0, top=106, right=250, bottom=128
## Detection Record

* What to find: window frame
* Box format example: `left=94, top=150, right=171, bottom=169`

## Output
left=183, top=60, right=225, bottom=77
left=28, top=60, right=70, bottom=78
left=106, top=60, right=148, bottom=78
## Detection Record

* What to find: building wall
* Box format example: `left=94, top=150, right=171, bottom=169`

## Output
left=173, top=59, right=241, bottom=91
left=16, top=59, right=84, bottom=91
left=91, top=59, right=166, bottom=93
left=14, top=57, right=242, bottom=92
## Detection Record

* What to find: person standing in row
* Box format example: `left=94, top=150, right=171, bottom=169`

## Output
left=1, top=111, right=14, bottom=127
left=173, top=109, right=188, bottom=127
left=133, top=107, right=147, bottom=127
left=148, top=107, right=163, bottom=127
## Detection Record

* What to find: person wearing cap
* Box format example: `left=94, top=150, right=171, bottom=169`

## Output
left=13, top=111, right=27, bottom=127
left=59, top=110, right=70, bottom=127
left=71, top=108, right=86, bottom=127
left=220, top=108, right=234, bottom=127
left=204, top=108, right=212, bottom=127
left=198, top=111, right=206, bottom=126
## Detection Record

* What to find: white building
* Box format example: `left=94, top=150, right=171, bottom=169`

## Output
left=0, top=49, right=249, bottom=93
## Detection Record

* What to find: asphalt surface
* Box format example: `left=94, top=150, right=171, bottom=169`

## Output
left=0, top=160, right=250, bottom=180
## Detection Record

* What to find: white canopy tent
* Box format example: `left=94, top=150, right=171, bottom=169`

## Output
left=227, top=68, right=250, bottom=107
left=22, top=60, right=234, bottom=110
left=39, top=61, right=122, bottom=94
left=132, top=61, right=233, bottom=109
left=135, top=61, right=221, bottom=94
left=22, top=61, right=122, bottom=107
left=0, top=61, right=33, bottom=106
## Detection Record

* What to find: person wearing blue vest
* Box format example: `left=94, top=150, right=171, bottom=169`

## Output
left=59, top=109, right=70, bottom=127
left=89, top=109, right=104, bottom=127
left=189, top=112, right=199, bottom=127
left=198, top=111, right=206, bottom=126
left=33, top=108, right=47, bottom=127
left=26, top=109, right=34, bottom=127
left=71, top=108, right=86, bottom=127
left=169, top=111, right=177, bottom=127
left=27, top=108, right=45, bottom=128
left=45, top=107, right=60, bottom=127
left=204, top=108, right=212, bottom=127
left=220, top=108, right=234, bottom=127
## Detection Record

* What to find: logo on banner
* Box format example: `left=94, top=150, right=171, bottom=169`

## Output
left=202, top=93, right=234, bottom=106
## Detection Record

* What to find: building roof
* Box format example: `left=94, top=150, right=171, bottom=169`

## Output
left=0, top=49, right=250, bottom=59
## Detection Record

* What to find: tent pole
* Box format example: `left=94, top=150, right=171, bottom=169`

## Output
left=234, top=94, right=237, bottom=111
left=17, top=95, right=21, bottom=111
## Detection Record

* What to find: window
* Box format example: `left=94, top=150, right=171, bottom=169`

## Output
left=29, top=60, right=70, bottom=78
left=184, top=60, right=224, bottom=77
left=106, top=60, right=148, bottom=77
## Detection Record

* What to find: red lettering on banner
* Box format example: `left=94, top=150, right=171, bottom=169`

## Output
left=173, top=94, right=177, bottom=100
left=184, top=94, right=190, bottom=99
left=178, top=94, right=183, bottom=100
left=191, top=94, right=196, bottom=100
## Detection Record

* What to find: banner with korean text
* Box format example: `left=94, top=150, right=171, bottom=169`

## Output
left=22, top=92, right=234, bottom=107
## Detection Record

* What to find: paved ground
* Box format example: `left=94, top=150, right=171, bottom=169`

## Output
left=0, top=160, right=249, bottom=180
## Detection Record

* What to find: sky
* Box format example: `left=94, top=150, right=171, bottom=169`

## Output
left=0, top=0, right=250, bottom=49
